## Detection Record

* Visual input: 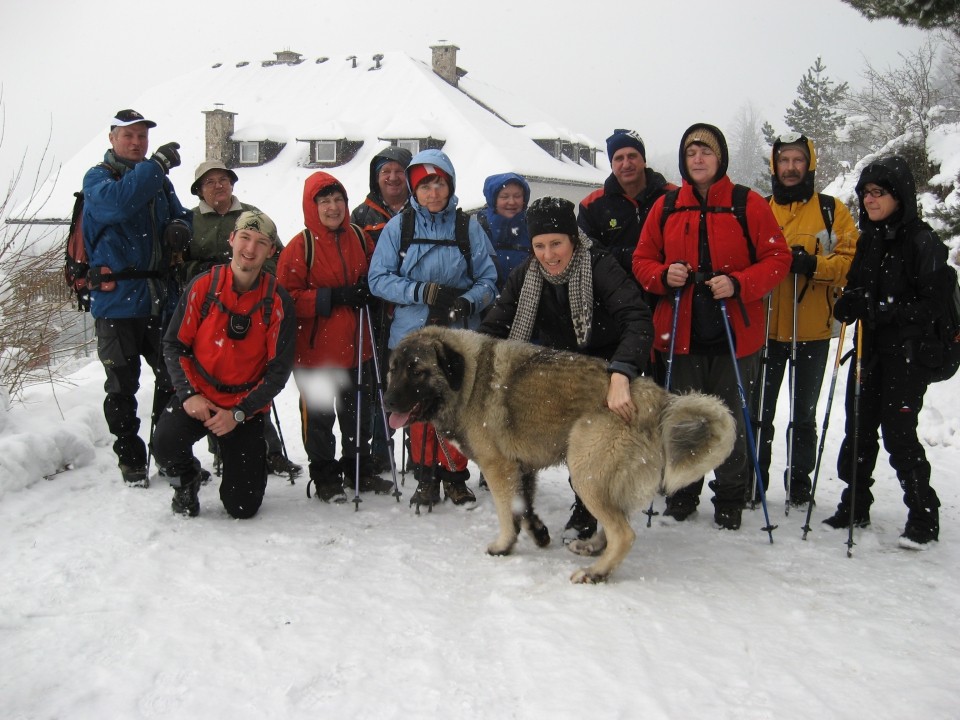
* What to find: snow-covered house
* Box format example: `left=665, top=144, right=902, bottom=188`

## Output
left=28, top=43, right=607, bottom=237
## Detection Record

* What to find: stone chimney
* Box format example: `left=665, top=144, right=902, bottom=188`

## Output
left=430, top=43, right=459, bottom=87
left=202, top=106, right=237, bottom=163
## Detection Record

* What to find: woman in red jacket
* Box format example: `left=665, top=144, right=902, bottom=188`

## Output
left=277, top=172, right=392, bottom=503
left=633, top=123, right=791, bottom=529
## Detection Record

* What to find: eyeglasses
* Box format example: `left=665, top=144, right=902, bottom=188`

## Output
left=202, top=177, right=233, bottom=188
left=860, top=187, right=890, bottom=199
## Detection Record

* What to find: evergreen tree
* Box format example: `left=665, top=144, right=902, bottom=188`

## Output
left=783, top=58, right=849, bottom=188
left=840, top=0, right=960, bottom=34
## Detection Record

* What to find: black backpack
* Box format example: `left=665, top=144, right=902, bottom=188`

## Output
left=399, top=206, right=474, bottom=281
left=926, top=264, right=960, bottom=383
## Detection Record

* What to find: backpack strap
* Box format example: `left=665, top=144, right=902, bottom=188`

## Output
left=200, top=265, right=225, bottom=321
left=398, top=206, right=474, bottom=281
left=302, top=229, right=314, bottom=273
left=658, top=184, right=755, bottom=263
left=817, top=193, right=836, bottom=241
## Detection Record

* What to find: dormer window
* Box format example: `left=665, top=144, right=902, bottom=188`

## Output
left=398, top=139, right=420, bottom=155
left=239, top=142, right=259, bottom=164
left=313, top=141, right=337, bottom=163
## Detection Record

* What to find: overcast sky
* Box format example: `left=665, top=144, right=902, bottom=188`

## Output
left=0, top=0, right=931, bottom=188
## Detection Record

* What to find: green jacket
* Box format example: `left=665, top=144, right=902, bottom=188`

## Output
left=185, top=198, right=280, bottom=281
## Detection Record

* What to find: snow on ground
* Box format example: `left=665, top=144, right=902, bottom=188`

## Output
left=1, top=335, right=959, bottom=719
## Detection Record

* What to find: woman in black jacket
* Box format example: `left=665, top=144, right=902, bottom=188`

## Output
left=828, top=155, right=952, bottom=548
left=480, top=197, right=654, bottom=542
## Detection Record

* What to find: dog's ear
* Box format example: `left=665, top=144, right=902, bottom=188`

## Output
left=433, top=339, right=465, bottom=392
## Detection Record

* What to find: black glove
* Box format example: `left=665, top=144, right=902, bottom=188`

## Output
left=449, top=297, right=473, bottom=325
left=420, top=282, right=458, bottom=310
left=151, top=142, right=181, bottom=173
left=330, top=277, right=372, bottom=308
left=833, top=289, right=867, bottom=324
left=790, top=246, right=817, bottom=277
left=163, top=219, right=191, bottom=253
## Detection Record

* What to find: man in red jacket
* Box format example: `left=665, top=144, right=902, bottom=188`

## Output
left=633, top=123, right=791, bottom=530
left=277, top=172, right=393, bottom=503
left=154, top=210, right=296, bottom=518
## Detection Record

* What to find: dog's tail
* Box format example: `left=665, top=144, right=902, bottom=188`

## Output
left=659, top=392, right=737, bottom=495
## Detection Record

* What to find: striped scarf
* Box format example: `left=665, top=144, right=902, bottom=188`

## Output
left=509, top=233, right=593, bottom=348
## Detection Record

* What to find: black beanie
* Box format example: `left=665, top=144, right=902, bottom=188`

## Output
left=606, top=129, right=646, bottom=162
left=526, top=197, right=578, bottom=239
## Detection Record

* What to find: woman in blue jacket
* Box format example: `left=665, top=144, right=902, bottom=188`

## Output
left=476, top=172, right=531, bottom=289
left=368, top=149, right=498, bottom=509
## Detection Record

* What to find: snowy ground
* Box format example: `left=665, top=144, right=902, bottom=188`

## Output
left=1, top=335, right=959, bottom=720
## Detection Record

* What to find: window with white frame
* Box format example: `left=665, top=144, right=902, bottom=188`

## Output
left=238, top=142, right=259, bottom=164
left=398, top=139, right=419, bottom=155
left=313, top=141, right=337, bottom=163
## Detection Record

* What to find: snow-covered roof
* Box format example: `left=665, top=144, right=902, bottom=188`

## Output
left=21, top=49, right=607, bottom=242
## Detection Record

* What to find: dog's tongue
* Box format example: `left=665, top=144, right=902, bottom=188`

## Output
left=389, top=411, right=411, bottom=430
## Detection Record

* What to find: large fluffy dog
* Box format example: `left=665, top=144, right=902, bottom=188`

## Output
left=385, top=327, right=736, bottom=583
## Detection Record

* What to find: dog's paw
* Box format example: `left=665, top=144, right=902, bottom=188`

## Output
left=570, top=568, right=608, bottom=584
left=486, top=538, right=517, bottom=556
left=566, top=537, right=606, bottom=557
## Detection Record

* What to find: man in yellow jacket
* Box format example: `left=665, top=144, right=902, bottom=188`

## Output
left=752, top=134, right=858, bottom=506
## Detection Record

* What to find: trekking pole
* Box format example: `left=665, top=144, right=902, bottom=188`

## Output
left=645, top=286, right=681, bottom=527
left=721, top=300, right=776, bottom=543
left=271, top=404, right=295, bottom=485
left=784, top=276, right=799, bottom=517
left=747, top=296, right=773, bottom=508
left=401, top=427, right=408, bottom=486
left=352, top=305, right=366, bottom=512
left=846, top=321, right=864, bottom=558
left=802, top=323, right=849, bottom=540
left=362, top=304, right=401, bottom=501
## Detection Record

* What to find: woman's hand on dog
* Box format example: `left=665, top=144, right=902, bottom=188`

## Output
left=606, top=372, right=636, bottom=423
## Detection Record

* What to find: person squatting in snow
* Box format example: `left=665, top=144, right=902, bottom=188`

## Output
left=153, top=211, right=296, bottom=518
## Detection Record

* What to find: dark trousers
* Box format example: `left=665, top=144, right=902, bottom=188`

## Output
left=153, top=399, right=268, bottom=519
left=296, top=364, right=373, bottom=483
left=837, top=349, right=931, bottom=489
left=754, top=339, right=830, bottom=494
left=665, top=350, right=760, bottom=506
left=96, top=316, right=174, bottom=469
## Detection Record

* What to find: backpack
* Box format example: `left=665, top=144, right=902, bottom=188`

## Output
left=64, top=163, right=118, bottom=311
left=659, top=184, right=756, bottom=262
left=399, top=206, right=474, bottom=281
left=926, top=264, right=960, bottom=383
left=302, top=223, right=370, bottom=273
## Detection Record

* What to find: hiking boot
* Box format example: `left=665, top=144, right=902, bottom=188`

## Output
left=314, top=478, right=347, bottom=504
left=442, top=470, right=476, bottom=505
left=787, top=474, right=812, bottom=507
left=562, top=495, right=597, bottom=543
left=713, top=503, right=742, bottom=530
left=355, top=473, right=395, bottom=494
left=170, top=471, right=201, bottom=517
left=410, top=478, right=441, bottom=509
left=822, top=486, right=872, bottom=529
left=120, top=465, right=149, bottom=488
left=899, top=506, right=939, bottom=549
left=267, top=452, right=303, bottom=479
left=663, top=497, right=698, bottom=521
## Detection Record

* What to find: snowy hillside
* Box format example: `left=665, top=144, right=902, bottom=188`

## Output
left=1, top=333, right=959, bottom=719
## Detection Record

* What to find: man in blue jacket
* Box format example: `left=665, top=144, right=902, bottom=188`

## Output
left=82, top=109, right=191, bottom=487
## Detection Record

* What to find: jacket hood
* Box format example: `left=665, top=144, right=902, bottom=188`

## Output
left=406, top=148, right=457, bottom=211
left=678, top=122, right=729, bottom=187
left=302, top=171, right=350, bottom=236
left=770, top=134, right=818, bottom=204
left=854, top=155, right=918, bottom=230
left=482, top=172, right=531, bottom=210
left=367, top=146, right=413, bottom=196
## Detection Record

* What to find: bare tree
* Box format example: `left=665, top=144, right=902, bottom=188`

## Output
left=0, top=94, right=92, bottom=401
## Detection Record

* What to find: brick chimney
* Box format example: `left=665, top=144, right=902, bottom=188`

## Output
left=430, top=43, right=459, bottom=87
left=202, top=106, right=237, bottom=163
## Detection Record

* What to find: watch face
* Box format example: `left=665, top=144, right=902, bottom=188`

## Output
left=233, top=409, right=245, bottom=423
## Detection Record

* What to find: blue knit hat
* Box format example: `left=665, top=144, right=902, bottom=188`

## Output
left=606, top=129, right=645, bottom=162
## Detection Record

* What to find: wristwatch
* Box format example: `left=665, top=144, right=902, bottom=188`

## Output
left=232, top=408, right=246, bottom=423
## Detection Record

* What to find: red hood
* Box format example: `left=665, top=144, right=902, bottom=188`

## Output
left=302, top=171, right=350, bottom=238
